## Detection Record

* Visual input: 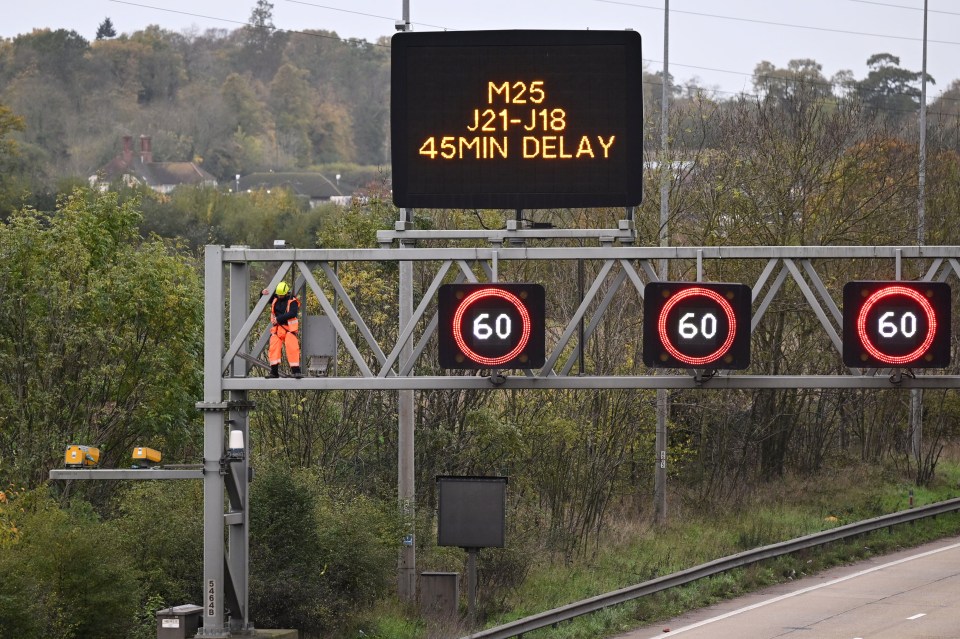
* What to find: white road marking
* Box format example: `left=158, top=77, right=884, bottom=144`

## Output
left=641, top=541, right=960, bottom=638
left=906, top=613, right=927, bottom=620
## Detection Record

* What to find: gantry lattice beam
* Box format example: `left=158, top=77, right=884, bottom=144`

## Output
left=212, top=242, right=960, bottom=391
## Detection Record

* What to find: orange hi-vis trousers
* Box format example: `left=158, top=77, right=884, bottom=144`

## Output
left=268, top=325, right=300, bottom=367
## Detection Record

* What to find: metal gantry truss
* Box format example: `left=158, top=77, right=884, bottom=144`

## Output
left=214, top=240, right=960, bottom=392
left=194, top=234, right=960, bottom=635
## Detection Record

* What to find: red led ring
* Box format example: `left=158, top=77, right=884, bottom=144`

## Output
left=856, top=286, right=937, bottom=366
left=657, top=287, right=737, bottom=366
left=453, top=288, right=532, bottom=366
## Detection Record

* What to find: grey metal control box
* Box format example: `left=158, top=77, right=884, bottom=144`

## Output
left=156, top=604, right=203, bottom=639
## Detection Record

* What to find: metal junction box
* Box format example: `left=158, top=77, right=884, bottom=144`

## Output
left=156, top=604, right=203, bottom=639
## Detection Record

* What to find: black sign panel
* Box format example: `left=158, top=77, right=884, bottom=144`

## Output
left=438, top=283, right=546, bottom=369
left=643, top=282, right=752, bottom=369
left=437, top=476, right=507, bottom=549
left=391, top=30, right=643, bottom=209
left=843, top=281, right=951, bottom=368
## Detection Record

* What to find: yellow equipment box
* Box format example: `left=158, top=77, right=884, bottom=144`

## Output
left=132, top=447, right=162, bottom=465
left=64, top=445, right=100, bottom=468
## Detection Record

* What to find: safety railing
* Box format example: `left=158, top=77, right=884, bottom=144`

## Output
left=461, top=497, right=960, bottom=639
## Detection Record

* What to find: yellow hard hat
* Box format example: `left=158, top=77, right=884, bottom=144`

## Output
left=276, top=282, right=290, bottom=296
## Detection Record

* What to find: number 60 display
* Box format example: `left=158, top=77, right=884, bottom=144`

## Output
left=842, top=281, right=951, bottom=367
left=643, top=282, right=753, bottom=369
left=438, top=283, right=546, bottom=369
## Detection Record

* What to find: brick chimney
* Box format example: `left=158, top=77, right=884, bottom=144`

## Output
left=122, top=135, right=133, bottom=163
left=139, top=135, right=153, bottom=164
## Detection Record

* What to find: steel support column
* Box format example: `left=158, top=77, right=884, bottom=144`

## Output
left=398, top=233, right=417, bottom=602
left=227, top=260, right=253, bottom=635
left=199, top=246, right=229, bottom=637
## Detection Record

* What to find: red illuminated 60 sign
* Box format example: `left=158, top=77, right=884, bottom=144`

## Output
left=438, top=284, right=545, bottom=369
left=842, top=281, right=951, bottom=368
left=643, top=282, right=752, bottom=369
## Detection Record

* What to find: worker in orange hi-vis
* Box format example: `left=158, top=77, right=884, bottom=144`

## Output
left=261, top=281, right=302, bottom=378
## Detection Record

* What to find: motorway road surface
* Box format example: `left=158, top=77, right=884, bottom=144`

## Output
left=617, top=536, right=960, bottom=639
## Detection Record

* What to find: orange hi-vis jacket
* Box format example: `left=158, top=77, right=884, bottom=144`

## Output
left=270, top=295, right=300, bottom=333
left=269, top=294, right=300, bottom=367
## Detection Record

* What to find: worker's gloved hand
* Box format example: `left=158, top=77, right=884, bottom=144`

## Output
left=261, top=288, right=270, bottom=296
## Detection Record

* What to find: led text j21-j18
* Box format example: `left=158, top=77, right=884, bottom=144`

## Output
left=390, top=30, right=643, bottom=209
left=438, top=284, right=546, bottom=369
left=842, top=281, right=951, bottom=368
left=643, top=282, right=752, bottom=369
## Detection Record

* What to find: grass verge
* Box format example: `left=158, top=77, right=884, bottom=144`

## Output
left=358, top=460, right=960, bottom=639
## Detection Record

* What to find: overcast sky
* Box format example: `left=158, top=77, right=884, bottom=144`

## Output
left=1, top=0, right=957, bottom=99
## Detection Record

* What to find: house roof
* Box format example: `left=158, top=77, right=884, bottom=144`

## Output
left=97, top=157, right=216, bottom=188
left=238, top=172, right=357, bottom=199
left=142, top=162, right=216, bottom=186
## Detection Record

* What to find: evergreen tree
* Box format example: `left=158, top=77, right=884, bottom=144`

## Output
left=249, top=0, right=275, bottom=33
left=241, top=0, right=288, bottom=80
left=95, top=17, right=117, bottom=40
left=857, top=52, right=934, bottom=119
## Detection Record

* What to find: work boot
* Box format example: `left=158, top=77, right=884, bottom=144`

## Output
left=291, top=365, right=304, bottom=378
left=268, top=364, right=280, bottom=378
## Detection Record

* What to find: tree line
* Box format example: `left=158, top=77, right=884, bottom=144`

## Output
left=0, top=0, right=391, bottom=216
left=2, top=1, right=959, bottom=220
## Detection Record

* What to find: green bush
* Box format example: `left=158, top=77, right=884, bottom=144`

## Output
left=113, top=480, right=204, bottom=612
left=0, top=487, right=141, bottom=639
left=249, top=461, right=403, bottom=636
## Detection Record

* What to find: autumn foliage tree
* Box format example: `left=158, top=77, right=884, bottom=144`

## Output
left=0, top=188, right=202, bottom=488
left=0, top=102, right=26, bottom=216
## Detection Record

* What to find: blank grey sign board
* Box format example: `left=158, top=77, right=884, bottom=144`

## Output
left=437, top=476, right=507, bottom=548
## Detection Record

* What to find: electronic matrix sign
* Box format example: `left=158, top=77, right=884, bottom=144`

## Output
left=643, top=282, right=752, bottom=369
left=437, top=476, right=507, bottom=549
left=437, top=283, right=546, bottom=369
left=842, top=281, right=951, bottom=368
left=391, top=30, right=643, bottom=209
